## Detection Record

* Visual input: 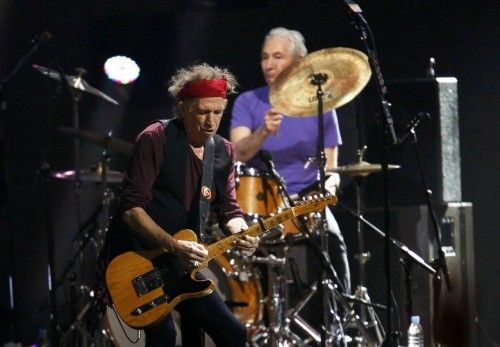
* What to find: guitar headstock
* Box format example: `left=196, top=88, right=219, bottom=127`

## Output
left=291, top=194, right=338, bottom=216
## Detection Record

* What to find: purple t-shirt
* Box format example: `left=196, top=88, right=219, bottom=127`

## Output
left=231, top=86, right=342, bottom=195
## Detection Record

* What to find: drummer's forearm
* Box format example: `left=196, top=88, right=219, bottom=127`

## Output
left=233, top=127, right=269, bottom=162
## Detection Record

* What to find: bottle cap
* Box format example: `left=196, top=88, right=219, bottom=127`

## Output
left=411, top=315, right=420, bottom=324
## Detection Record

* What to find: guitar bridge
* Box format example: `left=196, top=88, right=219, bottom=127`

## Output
left=132, top=294, right=170, bottom=315
left=132, top=269, right=164, bottom=296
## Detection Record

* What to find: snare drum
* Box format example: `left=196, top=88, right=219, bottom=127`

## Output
left=236, top=163, right=284, bottom=217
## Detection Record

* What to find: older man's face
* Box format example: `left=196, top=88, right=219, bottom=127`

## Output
left=261, top=36, right=296, bottom=85
left=180, top=97, right=227, bottom=147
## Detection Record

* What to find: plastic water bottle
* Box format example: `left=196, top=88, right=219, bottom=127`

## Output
left=407, top=315, right=424, bottom=347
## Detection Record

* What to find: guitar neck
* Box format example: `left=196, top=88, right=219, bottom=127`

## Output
left=206, top=209, right=295, bottom=261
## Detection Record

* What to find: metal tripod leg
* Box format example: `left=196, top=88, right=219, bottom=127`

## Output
left=353, top=286, right=385, bottom=345
left=250, top=252, right=307, bottom=347
left=347, top=148, right=386, bottom=346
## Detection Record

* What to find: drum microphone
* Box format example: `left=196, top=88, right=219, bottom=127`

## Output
left=259, top=150, right=285, bottom=187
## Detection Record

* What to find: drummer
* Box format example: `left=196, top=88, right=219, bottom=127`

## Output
left=230, top=27, right=351, bottom=293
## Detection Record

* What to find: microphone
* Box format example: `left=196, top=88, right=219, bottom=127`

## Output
left=398, top=112, right=431, bottom=144
left=259, top=150, right=286, bottom=188
left=342, top=0, right=363, bottom=14
left=341, top=0, right=367, bottom=25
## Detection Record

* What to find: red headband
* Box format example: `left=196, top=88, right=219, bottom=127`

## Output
left=177, top=79, right=227, bottom=99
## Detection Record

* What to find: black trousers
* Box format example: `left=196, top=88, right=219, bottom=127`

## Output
left=144, top=290, right=246, bottom=347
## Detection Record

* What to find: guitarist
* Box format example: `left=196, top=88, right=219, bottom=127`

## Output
left=102, top=63, right=260, bottom=347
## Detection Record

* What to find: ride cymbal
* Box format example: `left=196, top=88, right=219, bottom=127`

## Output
left=328, top=161, right=400, bottom=177
left=270, top=47, right=371, bottom=116
left=57, top=126, right=133, bottom=156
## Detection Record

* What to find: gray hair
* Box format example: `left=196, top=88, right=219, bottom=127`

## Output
left=167, top=63, right=238, bottom=100
left=263, top=27, right=308, bottom=58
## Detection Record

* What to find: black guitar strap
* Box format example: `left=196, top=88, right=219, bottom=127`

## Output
left=198, top=137, right=215, bottom=242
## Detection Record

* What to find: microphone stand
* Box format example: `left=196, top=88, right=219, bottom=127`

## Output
left=337, top=201, right=437, bottom=326
left=401, top=121, right=452, bottom=292
left=260, top=151, right=310, bottom=235
left=0, top=31, right=52, bottom=108
left=340, top=1, right=399, bottom=345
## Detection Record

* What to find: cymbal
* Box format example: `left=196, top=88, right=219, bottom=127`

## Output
left=328, top=161, right=401, bottom=177
left=50, top=168, right=124, bottom=183
left=57, top=126, right=133, bottom=155
left=32, top=64, right=119, bottom=105
left=270, top=47, right=371, bottom=116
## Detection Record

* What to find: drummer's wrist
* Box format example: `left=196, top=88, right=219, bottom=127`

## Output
left=258, top=125, right=270, bottom=137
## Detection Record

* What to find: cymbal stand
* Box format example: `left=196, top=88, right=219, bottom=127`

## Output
left=310, top=72, right=355, bottom=346
left=95, top=130, right=115, bottom=249
left=350, top=147, right=386, bottom=346
left=67, top=68, right=89, bottom=229
left=299, top=234, right=377, bottom=347
left=63, top=132, right=115, bottom=346
left=249, top=252, right=306, bottom=347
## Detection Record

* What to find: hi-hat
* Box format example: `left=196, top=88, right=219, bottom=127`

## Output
left=270, top=47, right=372, bottom=116
left=32, top=64, right=119, bottom=105
left=57, top=126, right=133, bottom=156
left=50, top=168, right=124, bottom=184
left=328, top=161, right=400, bottom=177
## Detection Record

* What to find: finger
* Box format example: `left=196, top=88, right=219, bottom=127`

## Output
left=234, top=239, right=249, bottom=250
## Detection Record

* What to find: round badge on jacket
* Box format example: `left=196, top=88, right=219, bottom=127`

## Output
left=201, top=185, right=212, bottom=200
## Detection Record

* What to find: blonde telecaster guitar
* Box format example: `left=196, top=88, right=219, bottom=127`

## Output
left=105, top=195, right=337, bottom=328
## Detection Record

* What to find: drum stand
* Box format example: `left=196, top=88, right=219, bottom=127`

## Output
left=349, top=148, right=385, bottom=346
left=249, top=250, right=306, bottom=347
left=56, top=142, right=115, bottom=346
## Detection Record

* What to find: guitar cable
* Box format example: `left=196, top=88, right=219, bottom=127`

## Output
left=110, top=304, right=142, bottom=344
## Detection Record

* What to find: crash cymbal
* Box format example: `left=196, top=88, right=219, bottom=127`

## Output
left=32, top=64, right=119, bottom=105
left=50, top=168, right=124, bottom=184
left=327, top=161, right=400, bottom=177
left=57, top=126, right=133, bottom=155
left=270, top=47, right=371, bottom=116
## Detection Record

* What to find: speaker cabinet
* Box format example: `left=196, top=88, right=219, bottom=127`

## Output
left=334, top=202, right=476, bottom=346
left=364, top=77, right=461, bottom=206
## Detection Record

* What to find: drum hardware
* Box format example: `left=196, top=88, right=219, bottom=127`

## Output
left=248, top=253, right=306, bottom=347
left=45, top=127, right=123, bottom=344
left=339, top=146, right=390, bottom=345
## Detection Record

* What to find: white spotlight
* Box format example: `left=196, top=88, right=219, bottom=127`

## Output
left=104, top=55, right=140, bottom=85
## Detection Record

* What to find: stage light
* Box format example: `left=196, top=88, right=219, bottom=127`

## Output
left=104, top=55, right=140, bottom=84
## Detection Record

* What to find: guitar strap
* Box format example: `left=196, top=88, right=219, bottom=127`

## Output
left=198, top=137, right=215, bottom=242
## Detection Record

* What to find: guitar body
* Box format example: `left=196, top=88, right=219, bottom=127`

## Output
left=105, top=229, right=215, bottom=328
left=105, top=195, right=336, bottom=329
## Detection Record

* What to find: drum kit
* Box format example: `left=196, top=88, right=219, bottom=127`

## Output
left=36, top=46, right=405, bottom=347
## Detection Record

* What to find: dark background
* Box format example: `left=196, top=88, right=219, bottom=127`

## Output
left=0, top=0, right=499, bottom=345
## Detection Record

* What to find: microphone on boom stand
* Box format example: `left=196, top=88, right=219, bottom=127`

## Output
left=259, top=150, right=287, bottom=189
